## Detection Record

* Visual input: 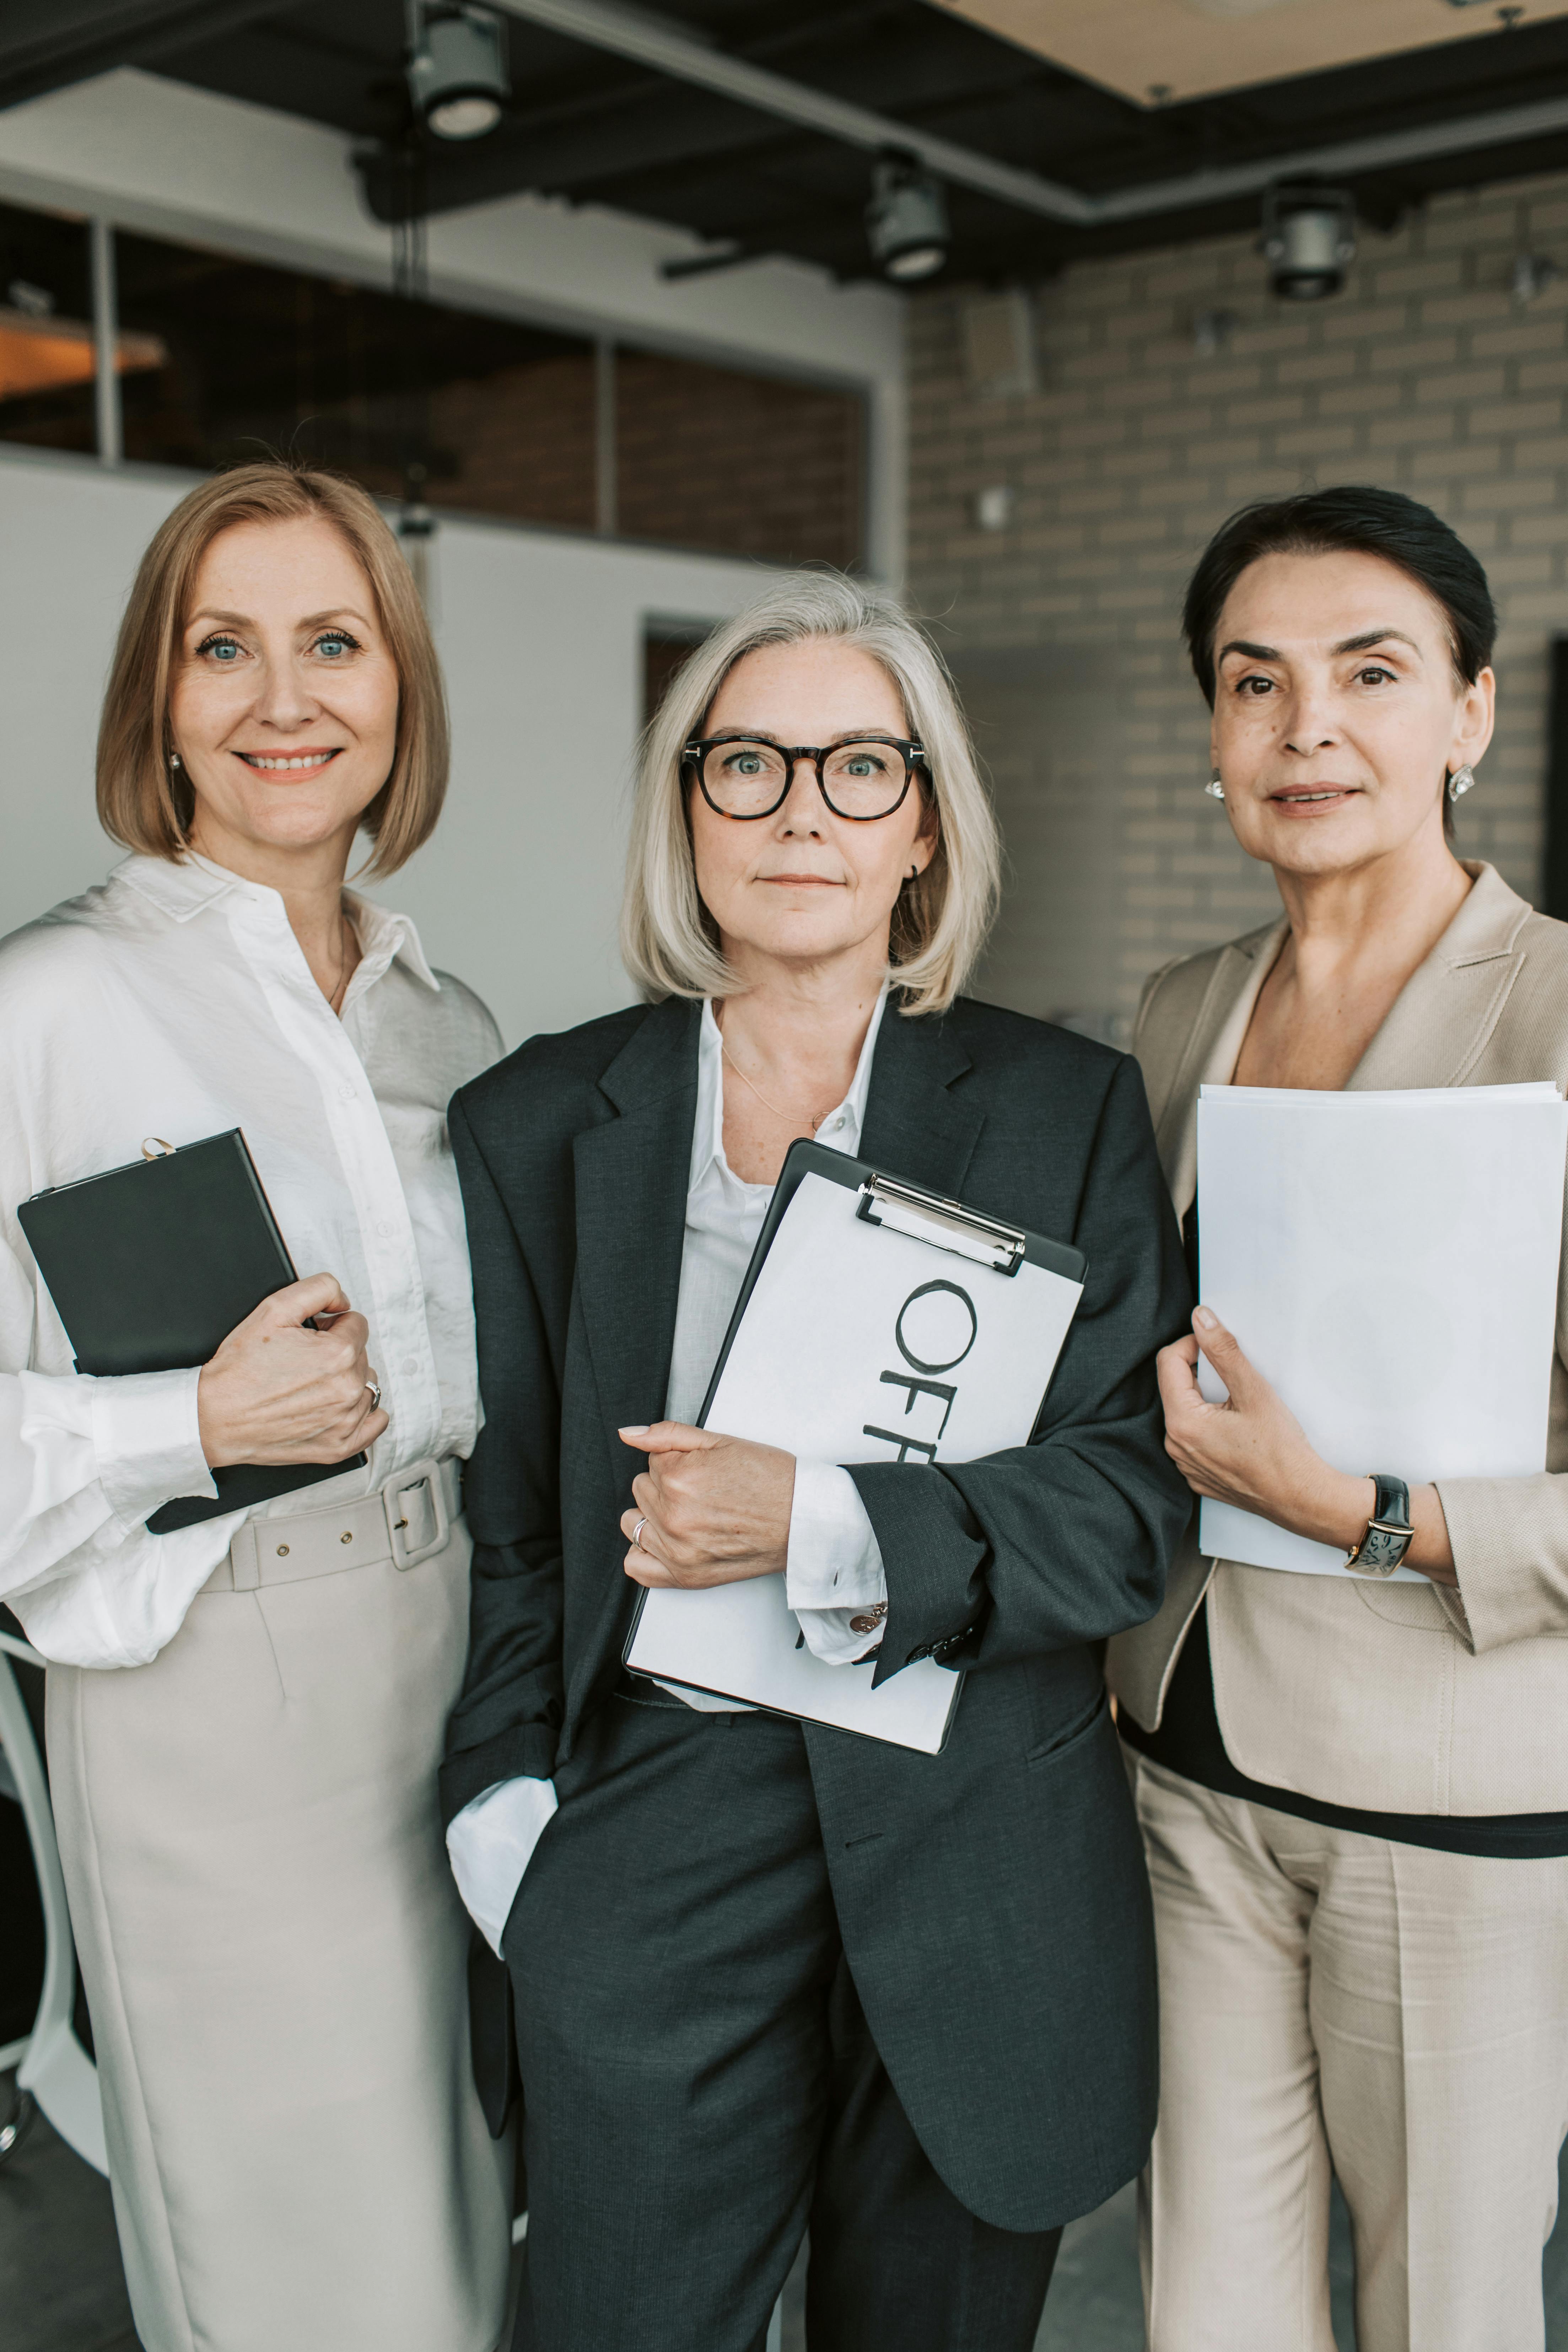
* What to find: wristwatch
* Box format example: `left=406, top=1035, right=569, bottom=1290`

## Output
left=1344, top=1474, right=1415, bottom=1577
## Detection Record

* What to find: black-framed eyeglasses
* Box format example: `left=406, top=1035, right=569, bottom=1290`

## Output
left=683, top=734, right=927, bottom=822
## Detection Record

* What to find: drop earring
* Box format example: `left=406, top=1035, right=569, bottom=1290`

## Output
left=1205, top=769, right=1225, bottom=801
left=1448, top=763, right=1476, bottom=802
left=169, top=753, right=182, bottom=770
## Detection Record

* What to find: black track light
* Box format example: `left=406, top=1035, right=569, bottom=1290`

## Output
left=1260, top=183, right=1357, bottom=302
left=866, top=154, right=950, bottom=285
left=407, top=3, right=509, bottom=141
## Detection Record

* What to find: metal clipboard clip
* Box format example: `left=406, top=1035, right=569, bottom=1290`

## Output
left=855, top=1172, right=1027, bottom=1276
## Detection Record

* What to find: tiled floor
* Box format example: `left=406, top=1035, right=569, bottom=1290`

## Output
left=7, top=2065, right=1568, bottom=2352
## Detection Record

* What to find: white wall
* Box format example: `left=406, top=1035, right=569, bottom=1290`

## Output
left=0, top=448, right=772, bottom=1045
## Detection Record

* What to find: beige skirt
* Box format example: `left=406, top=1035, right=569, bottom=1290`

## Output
left=46, top=1507, right=511, bottom=2352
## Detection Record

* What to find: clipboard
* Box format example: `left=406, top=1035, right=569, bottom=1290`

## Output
left=623, top=1140, right=1087, bottom=1752
left=18, top=1129, right=366, bottom=1534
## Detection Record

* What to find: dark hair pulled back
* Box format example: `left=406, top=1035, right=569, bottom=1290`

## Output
left=1181, top=486, right=1496, bottom=839
left=1182, top=486, right=1495, bottom=704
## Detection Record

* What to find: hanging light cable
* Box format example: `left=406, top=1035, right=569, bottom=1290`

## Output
left=389, top=139, right=437, bottom=608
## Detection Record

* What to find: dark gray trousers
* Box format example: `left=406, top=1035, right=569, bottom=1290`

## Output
left=503, top=1683, right=1061, bottom=2352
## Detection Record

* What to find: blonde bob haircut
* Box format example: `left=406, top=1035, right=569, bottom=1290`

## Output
left=622, top=572, right=1000, bottom=1017
left=97, top=460, right=447, bottom=876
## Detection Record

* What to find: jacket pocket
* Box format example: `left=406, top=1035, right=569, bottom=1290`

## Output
left=1026, top=1688, right=1109, bottom=1770
left=1350, top=1578, right=1453, bottom=1633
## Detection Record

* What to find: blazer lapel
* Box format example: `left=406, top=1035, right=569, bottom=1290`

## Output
left=1348, top=862, right=1532, bottom=1092
left=859, top=1001, right=986, bottom=1205
left=571, top=997, right=699, bottom=1442
left=565, top=998, right=699, bottom=1736
left=1155, top=922, right=1287, bottom=1221
left=1151, top=866, right=1531, bottom=1218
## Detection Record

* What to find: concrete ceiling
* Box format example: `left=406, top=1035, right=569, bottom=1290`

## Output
left=933, top=0, right=1568, bottom=105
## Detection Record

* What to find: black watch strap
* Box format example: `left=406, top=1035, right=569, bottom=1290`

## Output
left=1345, top=1473, right=1414, bottom=1577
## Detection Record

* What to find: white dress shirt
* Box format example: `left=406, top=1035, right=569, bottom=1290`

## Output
left=446, top=993, right=890, bottom=1955
left=0, top=854, right=501, bottom=1669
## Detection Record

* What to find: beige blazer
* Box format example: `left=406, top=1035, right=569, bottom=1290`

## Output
left=1107, top=862, right=1568, bottom=1816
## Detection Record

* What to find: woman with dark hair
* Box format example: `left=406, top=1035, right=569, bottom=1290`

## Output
left=1109, top=486, right=1568, bottom=2352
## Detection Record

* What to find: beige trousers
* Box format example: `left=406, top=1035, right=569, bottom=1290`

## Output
left=47, top=1516, right=511, bottom=2352
left=1126, top=1749, right=1568, bottom=2352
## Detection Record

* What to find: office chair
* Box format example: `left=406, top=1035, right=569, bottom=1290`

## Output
left=0, top=1626, right=106, bottom=2176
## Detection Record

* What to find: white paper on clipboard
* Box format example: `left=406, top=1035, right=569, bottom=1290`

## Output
left=624, top=1170, right=1084, bottom=1751
left=1195, top=1082, right=1568, bottom=1580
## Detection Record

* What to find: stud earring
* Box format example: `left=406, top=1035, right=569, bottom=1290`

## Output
left=1205, top=769, right=1225, bottom=801
left=169, top=753, right=182, bottom=770
left=1448, top=763, right=1476, bottom=802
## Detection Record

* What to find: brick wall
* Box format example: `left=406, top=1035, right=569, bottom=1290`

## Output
left=615, top=351, right=864, bottom=570
left=430, top=353, right=597, bottom=532
left=334, top=346, right=866, bottom=564
left=907, top=171, right=1568, bottom=1037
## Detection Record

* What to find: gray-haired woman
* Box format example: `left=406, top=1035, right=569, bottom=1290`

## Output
left=438, top=572, right=1192, bottom=2352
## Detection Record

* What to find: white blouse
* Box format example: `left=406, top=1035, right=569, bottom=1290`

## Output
left=0, top=853, right=501, bottom=1671
left=664, top=990, right=889, bottom=1679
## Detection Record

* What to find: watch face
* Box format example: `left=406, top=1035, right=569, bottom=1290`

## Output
left=1358, top=1523, right=1412, bottom=1573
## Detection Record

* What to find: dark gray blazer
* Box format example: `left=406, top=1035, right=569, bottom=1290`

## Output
left=443, top=992, right=1192, bottom=2233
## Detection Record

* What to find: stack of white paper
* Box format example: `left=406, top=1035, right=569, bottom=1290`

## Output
left=1196, top=1083, right=1568, bottom=1580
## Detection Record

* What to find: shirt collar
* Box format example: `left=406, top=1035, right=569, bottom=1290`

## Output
left=692, top=985, right=890, bottom=1193
left=115, top=851, right=241, bottom=922
left=344, top=890, right=442, bottom=994
left=114, top=853, right=441, bottom=992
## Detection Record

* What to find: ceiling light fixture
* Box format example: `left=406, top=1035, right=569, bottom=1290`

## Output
left=866, top=154, right=950, bottom=284
left=407, top=2, right=510, bottom=141
left=1260, top=183, right=1357, bottom=301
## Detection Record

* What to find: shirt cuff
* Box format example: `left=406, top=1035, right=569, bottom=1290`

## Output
left=446, top=1774, right=559, bottom=1958
left=787, top=1460, right=888, bottom=1667
left=90, top=1368, right=217, bottom=1528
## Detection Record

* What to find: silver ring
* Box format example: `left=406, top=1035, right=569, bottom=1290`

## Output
left=365, top=1380, right=382, bottom=1411
left=631, top=1516, right=647, bottom=1551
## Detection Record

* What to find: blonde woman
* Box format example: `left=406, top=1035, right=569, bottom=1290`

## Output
left=0, top=463, right=510, bottom=2351
left=440, top=574, right=1192, bottom=2352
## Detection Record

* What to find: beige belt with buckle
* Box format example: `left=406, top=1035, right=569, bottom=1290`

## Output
left=204, top=1457, right=458, bottom=1593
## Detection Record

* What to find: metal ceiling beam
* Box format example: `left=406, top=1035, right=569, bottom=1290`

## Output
left=488, top=0, right=1099, bottom=224
left=490, top=0, right=1568, bottom=230
left=1094, top=91, right=1568, bottom=224
left=0, top=0, right=285, bottom=114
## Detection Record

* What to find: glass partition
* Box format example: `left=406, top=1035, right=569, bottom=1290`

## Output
left=114, top=231, right=599, bottom=532
left=0, top=202, right=98, bottom=458
left=0, top=201, right=869, bottom=574
left=616, top=350, right=864, bottom=569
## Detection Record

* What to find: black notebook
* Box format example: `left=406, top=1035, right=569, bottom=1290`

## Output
left=18, top=1129, right=365, bottom=1535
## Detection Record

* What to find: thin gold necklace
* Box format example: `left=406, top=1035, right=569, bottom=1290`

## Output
left=717, top=1016, right=834, bottom=1132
